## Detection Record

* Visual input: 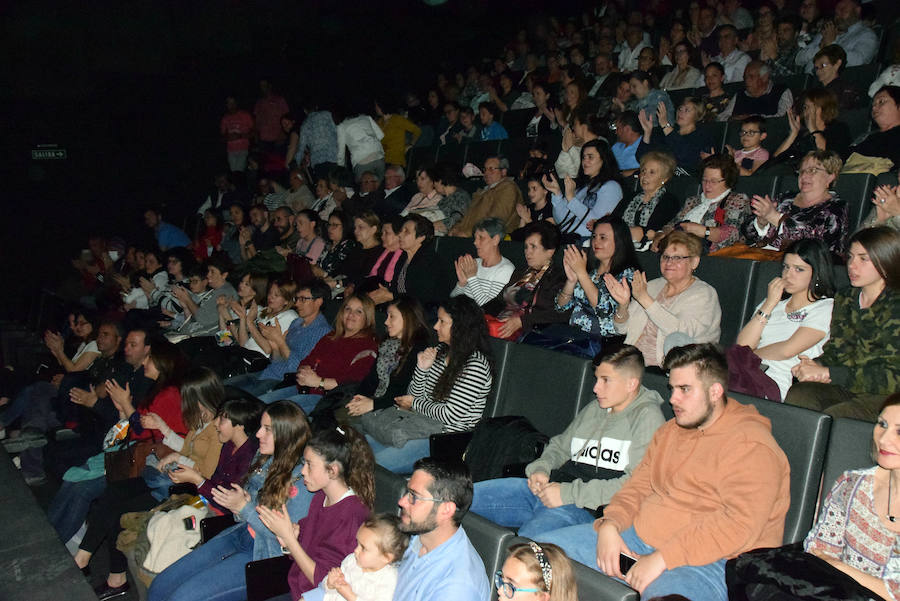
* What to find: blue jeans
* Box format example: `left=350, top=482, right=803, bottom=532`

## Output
left=539, top=525, right=727, bottom=601
left=48, top=476, right=107, bottom=543
left=223, top=373, right=280, bottom=398
left=365, top=435, right=430, bottom=475
left=470, top=478, right=595, bottom=539
left=148, top=523, right=254, bottom=601
left=142, top=465, right=175, bottom=501
left=259, top=388, right=321, bottom=415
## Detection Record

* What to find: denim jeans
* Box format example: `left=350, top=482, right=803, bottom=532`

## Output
left=470, top=478, right=595, bottom=539
left=148, top=523, right=255, bottom=601
left=365, top=435, right=430, bottom=475
left=142, top=465, right=175, bottom=501
left=48, top=476, right=107, bottom=543
left=223, top=373, right=280, bottom=398
left=539, top=525, right=727, bottom=601
left=258, top=388, right=321, bottom=415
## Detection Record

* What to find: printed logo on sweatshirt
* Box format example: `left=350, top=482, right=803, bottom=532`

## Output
left=569, top=437, right=631, bottom=470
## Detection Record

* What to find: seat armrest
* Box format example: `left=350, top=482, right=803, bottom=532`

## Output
left=168, top=483, right=198, bottom=496
left=199, top=514, right=236, bottom=544
left=245, top=555, right=293, bottom=601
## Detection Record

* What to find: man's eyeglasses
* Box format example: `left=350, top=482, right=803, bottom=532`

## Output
left=295, top=295, right=314, bottom=302
left=402, top=488, right=444, bottom=505
left=739, top=130, right=761, bottom=136
left=494, top=571, right=541, bottom=599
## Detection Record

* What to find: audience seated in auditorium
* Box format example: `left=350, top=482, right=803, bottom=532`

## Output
left=372, top=165, right=412, bottom=219
left=765, top=88, right=851, bottom=174
left=743, top=150, right=848, bottom=257
left=393, top=458, right=490, bottom=601
left=638, top=98, right=713, bottom=174
left=656, top=154, right=751, bottom=253
left=144, top=208, right=191, bottom=252
left=848, top=86, right=900, bottom=169
left=707, top=25, right=751, bottom=84
left=869, top=41, right=900, bottom=97
left=77, top=367, right=221, bottom=600
left=589, top=52, right=617, bottom=97
left=260, top=295, right=377, bottom=415
left=729, top=115, right=769, bottom=176
left=810, top=44, right=863, bottom=111
left=619, top=25, right=651, bottom=73
left=862, top=184, right=900, bottom=232
left=169, top=255, right=237, bottom=337
left=540, top=343, right=790, bottom=601
left=630, top=71, right=676, bottom=129
left=217, top=277, right=298, bottom=360
left=478, top=102, right=509, bottom=141
left=615, top=151, right=682, bottom=248
left=483, top=221, right=569, bottom=340
left=698, top=62, right=733, bottom=122
left=450, top=217, right=515, bottom=307
left=794, top=0, right=878, bottom=73
left=762, top=15, right=803, bottom=78
left=729, top=392, right=900, bottom=600
left=717, top=61, right=793, bottom=121
left=362, top=296, right=492, bottom=474
left=148, top=401, right=313, bottom=601
left=786, top=226, right=900, bottom=421
left=472, top=344, right=664, bottom=537
left=312, top=210, right=359, bottom=285
left=256, top=426, right=374, bottom=600
left=611, top=111, right=643, bottom=175
left=496, top=542, right=578, bottom=601
left=226, top=279, right=331, bottom=398
left=609, top=231, right=722, bottom=367
left=450, top=157, right=522, bottom=237
left=735, top=239, right=835, bottom=401
left=555, top=108, right=604, bottom=181
left=659, top=42, right=703, bottom=91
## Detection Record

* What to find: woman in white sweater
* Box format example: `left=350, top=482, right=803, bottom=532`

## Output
left=607, top=230, right=721, bottom=366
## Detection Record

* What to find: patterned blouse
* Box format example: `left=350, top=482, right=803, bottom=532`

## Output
left=667, top=190, right=752, bottom=251
left=741, top=191, right=848, bottom=257
left=804, top=467, right=900, bottom=601
left=317, top=239, right=359, bottom=277
left=556, top=267, right=636, bottom=337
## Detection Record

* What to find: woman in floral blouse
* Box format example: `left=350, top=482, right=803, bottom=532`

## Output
left=742, top=150, right=848, bottom=258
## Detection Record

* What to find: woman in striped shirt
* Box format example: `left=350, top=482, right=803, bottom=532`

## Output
left=365, top=296, right=493, bottom=473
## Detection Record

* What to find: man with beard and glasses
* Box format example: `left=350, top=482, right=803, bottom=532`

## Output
left=794, top=0, right=877, bottom=72
left=393, top=458, right=489, bottom=601
left=540, top=343, right=790, bottom=601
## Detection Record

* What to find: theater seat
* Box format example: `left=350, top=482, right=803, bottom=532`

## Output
left=465, top=140, right=502, bottom=170
left=571, top=558, right=639, bottom=601
left=500, top=109, right=535, bottom=138
left=462, top=513, right=516, bottom=583
left=820, top=417, right=875, bottom=504
left=730, top=393, right=832, bottom=543
left=406, top=145, right=439, bottom=179
left=694, top=256, right=758, bottom=346
left=490, top=342, right=593, bottom=437
left=724, top=115, right=790, bottom=157
left=665, top=175, right=700, bottom=205
left=374, top=465, right=407, bottom=515
left=436, top=141, right=467, bottom=165
left=833, top=173, right=875, bottom=232
left=733, top=174, right=778, bottom=199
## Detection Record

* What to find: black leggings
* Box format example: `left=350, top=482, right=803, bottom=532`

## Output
left=79, top=476, right=157, bottom=574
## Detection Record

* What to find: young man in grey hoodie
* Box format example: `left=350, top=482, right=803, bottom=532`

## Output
left=468, top=344, right=666, bottom=538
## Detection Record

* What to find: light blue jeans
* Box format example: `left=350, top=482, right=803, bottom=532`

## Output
left=223, top=373, right=280, bottom=398
left=470, top=478, right=595, bottom=539
left=258, top=388, right=322, bottom=415
left=365, top=435, right=430, bottom=475
left=539, top=524, right=727, bottom=601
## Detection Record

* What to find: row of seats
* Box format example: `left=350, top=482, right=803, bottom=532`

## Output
left=430, top=235, right=847, bottom=347
left=388, top=337, right=875, bottom=601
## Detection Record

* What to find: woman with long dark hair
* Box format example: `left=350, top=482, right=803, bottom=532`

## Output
left=786, top=226, right=900, bottom=420
left=544, top=140, right=624, bottom=241
left=257, top=425, right=375, bottom=599
left=537, top=216, right=641, bottom=357
left=362, top=296, right=493, bottom=474
left=149, top=400, right=314, bottom=601
left=735, top=239, right=835, bottom=401
left=346, top=295, right=430, bottom=417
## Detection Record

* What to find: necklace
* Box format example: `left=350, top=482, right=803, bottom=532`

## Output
left=889, top=470, right=896, bottom=523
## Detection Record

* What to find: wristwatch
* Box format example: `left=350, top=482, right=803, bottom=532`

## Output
left=704, top=227, right=711, bottom=239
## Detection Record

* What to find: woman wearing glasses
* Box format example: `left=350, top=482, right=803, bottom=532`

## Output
left=495, top=541, right=578, bottom=601
left=607, top=231, right=721, bottom=367
left=655, top=154, right=751, bottom=253
left=742, top=150, right=848, bottom=258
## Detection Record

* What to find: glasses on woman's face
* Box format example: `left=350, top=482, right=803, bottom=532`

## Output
left=701, top=178, right=725, bottom=185
left=797, top=166, right=828, bottom=176
left=660, top=254, right=693, bottom=263
left=494, top=571, right=541, bottom=599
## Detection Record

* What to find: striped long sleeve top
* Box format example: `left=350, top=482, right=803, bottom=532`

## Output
left=409, top=349, right=492, bottom=433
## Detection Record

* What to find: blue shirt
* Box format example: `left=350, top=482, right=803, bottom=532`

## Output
left=550, top=180, right=624, bottom=240
left=394, top=526, right=490, bottom=601
left=612, top=139, right=641, bottom=171
left=479, top=121, right=508, bottom=141
left=298, top=111, right=338, bottom=167
left=156, top=222, right=191, bottom=251
left=258, top=313, right=331, bottom=381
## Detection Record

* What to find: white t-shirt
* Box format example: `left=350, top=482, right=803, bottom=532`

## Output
left=72, top=340, right=99, bottom=365
left=757, top=297, right=833, bottom=399
left=681, top=189, right=730, bottom=224
left=244, top=309, right=299, bottom=358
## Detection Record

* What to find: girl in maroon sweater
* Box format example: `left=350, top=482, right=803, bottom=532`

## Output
left=257, top=425, right=375, bottom=599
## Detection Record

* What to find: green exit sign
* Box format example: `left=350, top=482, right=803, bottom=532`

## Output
left=32, top=148, right=67, bottom=160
